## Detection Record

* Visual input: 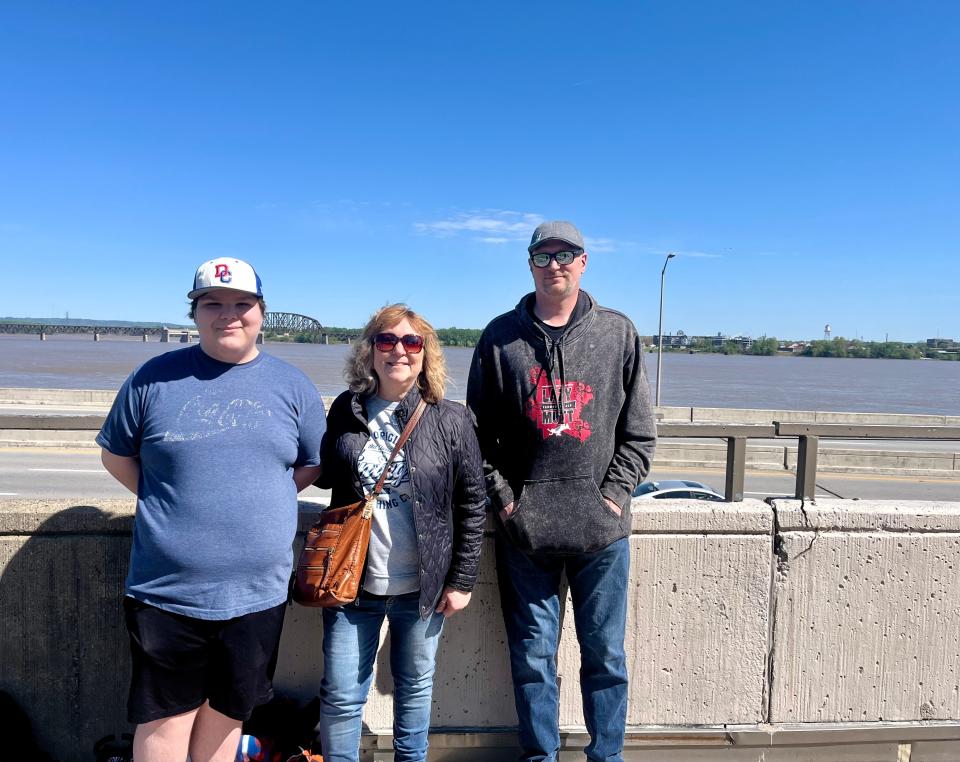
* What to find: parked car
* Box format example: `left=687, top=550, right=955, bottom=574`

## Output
left=632, top=479, right=725, bottom=501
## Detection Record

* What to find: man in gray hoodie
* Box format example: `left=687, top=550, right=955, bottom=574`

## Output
left=467, top=220, right=657, bottom=762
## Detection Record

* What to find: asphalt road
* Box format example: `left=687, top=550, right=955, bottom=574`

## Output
left=646, top=465, right=960, bottom=501
left=1, top=447, right=958, bottom=502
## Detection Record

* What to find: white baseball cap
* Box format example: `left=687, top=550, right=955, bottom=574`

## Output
left=188, top=257, right=263, bottom=299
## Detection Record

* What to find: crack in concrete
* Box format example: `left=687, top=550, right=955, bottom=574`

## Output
left=791, top=497, right=820, bottom=561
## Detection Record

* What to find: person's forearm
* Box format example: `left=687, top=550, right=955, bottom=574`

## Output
left=100, top=449, right=140, bottom=495
left=293, top=464, right=322, bottom=492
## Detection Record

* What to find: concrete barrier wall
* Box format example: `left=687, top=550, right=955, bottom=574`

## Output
left=276, top=501, right=773, bottom=730
left=0, top=502, right=132, bottom=760
left=0, top=387, right=118, bottom=407
left=770, top=499, right=960, bottom=723
left=3, top=387, right=959, bottom=427
left=3, top=497, right=960, bottom=760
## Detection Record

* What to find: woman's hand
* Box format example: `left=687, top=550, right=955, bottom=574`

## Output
left=435, top=586, right=472, bottom=618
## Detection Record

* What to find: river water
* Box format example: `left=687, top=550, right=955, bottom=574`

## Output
left=1, top=334, right=958, bottom=415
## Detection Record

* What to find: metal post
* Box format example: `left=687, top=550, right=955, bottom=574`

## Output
left=656, top=253, right=676, bottom=407
left=725, top=437, right=746, bottom=501
left=795, top=435, right=819, bottom=501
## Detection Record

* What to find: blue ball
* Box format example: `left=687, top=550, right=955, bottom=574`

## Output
left=236, top=734, right=263, bottom=761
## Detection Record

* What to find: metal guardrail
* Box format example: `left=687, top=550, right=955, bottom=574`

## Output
left=4, top=415, right=959, bottom=503
left=657, top=422, right=960, bottom=502
left=774, top=423, right=960, bottom=501
left=657, top=424, right=775, bottom=501
left=8, top=417, right=773, bottom=502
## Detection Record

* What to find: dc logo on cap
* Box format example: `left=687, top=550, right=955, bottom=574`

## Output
left=214, top=263, right=233, bottom=284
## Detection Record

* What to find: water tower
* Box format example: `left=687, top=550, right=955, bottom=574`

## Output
left=824, top=323, right=831, bottom=340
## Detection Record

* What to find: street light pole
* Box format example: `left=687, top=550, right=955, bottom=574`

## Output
left=656, top=252, right=676, bottom=407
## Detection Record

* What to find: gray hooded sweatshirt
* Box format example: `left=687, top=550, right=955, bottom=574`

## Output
left=467, top=290, right=657, bottom=555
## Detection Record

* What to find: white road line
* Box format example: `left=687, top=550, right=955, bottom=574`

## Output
left=742, top=490, right=832, bottom=498
left=0, top=492, right=19, bottom=495
left=28, top=468, right=104, bottom=473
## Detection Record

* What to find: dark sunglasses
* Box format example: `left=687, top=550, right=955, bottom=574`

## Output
left=373, top=332, right=425, bottom=353
left=530, top=250, right=582, bottom=268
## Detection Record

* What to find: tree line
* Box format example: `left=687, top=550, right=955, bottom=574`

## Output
left=654, top=335, right=956, bottom=360
left=269, top=330, right=956, bottom=360
left=264, top=326, right=484, bottom=347
left=801, top=338, right=944, bottom=360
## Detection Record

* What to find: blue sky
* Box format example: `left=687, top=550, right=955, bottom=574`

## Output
left=1, top=2, right=957, bottom=341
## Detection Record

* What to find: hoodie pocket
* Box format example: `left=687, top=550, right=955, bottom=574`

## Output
left=505, top=474, right=624, bottom=555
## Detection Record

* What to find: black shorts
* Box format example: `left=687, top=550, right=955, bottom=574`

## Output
left=123, top=597, right=286, bottom=724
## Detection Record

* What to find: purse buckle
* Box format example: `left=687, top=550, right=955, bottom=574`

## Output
left=361, top=497, right=376, bottom=519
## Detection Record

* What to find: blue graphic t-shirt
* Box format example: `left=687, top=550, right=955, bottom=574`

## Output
left=358, top=397, right=420, bottom=595
left=96, top=345, right=326, bottom=619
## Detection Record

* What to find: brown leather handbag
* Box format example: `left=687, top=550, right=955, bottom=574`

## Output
left=293, top=399, right=427, bottom=607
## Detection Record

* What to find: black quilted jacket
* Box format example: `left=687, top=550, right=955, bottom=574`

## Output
left=317, top=386, right=487, bottom=619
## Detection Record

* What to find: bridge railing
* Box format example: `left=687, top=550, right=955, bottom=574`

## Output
left=656, top=424, right=775, bottom=501
left=660, top=422, right=960, bottom=501
left=774, top=422, right=960, bottom=500
left=5, top=415, right=959, bottom=501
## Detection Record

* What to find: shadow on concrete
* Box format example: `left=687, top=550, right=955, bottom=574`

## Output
left=0, top=503, right=133, bottom=761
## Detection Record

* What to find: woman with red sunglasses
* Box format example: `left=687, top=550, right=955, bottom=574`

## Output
left=314, top=304, right=486, bottom=762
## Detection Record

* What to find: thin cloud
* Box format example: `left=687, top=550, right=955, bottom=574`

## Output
left=585, top=237, right=618, bottom=253
left=641, top=248, right=724, bottom=259
left=415, top=210, right=544, bottom=242
left=416, top=211, right=629, bottom=253
left=676, top=250, right=723, bottom=259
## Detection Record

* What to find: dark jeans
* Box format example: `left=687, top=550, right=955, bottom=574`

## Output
left=495, top=533, right=630, bottom=762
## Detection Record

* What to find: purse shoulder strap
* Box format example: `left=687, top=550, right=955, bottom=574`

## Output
left=368, top=398, right=428, bottom=499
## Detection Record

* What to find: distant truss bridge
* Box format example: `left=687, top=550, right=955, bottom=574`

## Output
left=262, top=312, right=324, bottom=335
left=0, top=312, right=331, bottom=341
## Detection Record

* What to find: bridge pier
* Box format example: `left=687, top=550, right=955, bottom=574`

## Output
left=39, top=331, right=46, bottom=341
left=142, top=332, right=149, bottom=342
left=93, top=332, right=100, bottom=342
left=161, top=328, right=198, bottom=343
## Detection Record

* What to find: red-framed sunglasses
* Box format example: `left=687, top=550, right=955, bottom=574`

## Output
left=373, top=332, right=425, bottom=354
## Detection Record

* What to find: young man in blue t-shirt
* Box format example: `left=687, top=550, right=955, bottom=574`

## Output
left=98, top=257, right=326, bottom=762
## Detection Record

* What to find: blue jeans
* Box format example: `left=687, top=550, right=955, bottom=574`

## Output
left=496, top=534, right=630, bottom=762
left=317, top=591, right=444, bottom=762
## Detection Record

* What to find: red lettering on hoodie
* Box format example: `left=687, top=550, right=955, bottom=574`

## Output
left=525, top=365, right=593, bottom=442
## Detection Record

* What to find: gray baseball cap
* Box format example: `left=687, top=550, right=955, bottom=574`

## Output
left=528, top=220, right=585, bottom=253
